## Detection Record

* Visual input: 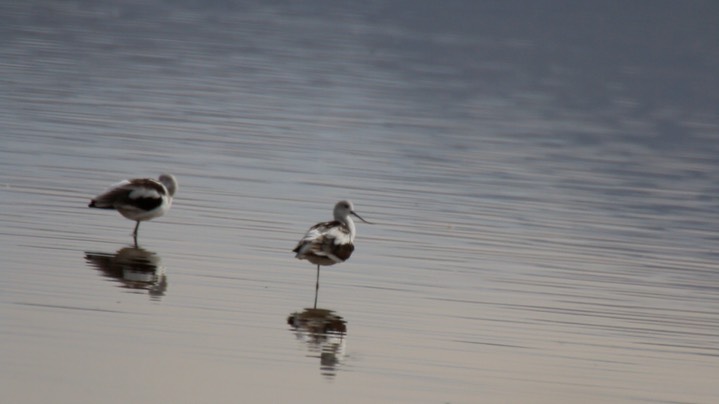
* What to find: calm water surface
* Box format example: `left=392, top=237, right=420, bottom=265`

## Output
left=1, top=1, right=718, bottom=403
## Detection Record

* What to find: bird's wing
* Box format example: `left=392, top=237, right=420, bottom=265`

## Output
left=323, top=225, right=352, bottom=246
left=321, top=225, right=354, bottom=261
left=293, top=221, right=352, bottom=262
left=293, top=221, right=335, bottom=250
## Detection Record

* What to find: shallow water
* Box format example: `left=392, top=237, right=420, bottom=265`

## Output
left=1, top=1, right=718, bottom=403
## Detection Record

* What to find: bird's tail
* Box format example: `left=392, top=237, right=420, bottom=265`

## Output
left=88, top=199, right=114, bottom=209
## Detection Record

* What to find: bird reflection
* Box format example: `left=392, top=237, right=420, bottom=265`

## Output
left=287, top=287, right=347, bottom=378
left=85, top=246, right=167, bottom=300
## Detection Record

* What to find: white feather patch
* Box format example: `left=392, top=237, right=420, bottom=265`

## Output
left=325, top=226, right=351, bottom=245
left=128, top=187, right=162, bottom=200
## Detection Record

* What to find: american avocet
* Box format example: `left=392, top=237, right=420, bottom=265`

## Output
left=89, top=174, right=178, bottom=244
left=293, top=200, right=371, bottom=305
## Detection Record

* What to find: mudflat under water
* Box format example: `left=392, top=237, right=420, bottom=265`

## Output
left=1, top=2, right=718, bottom=403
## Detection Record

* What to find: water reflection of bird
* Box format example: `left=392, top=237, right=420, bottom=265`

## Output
left=287, top=307, right=347, bottom=379
left=293, top=200, right=371, bottom=306
left=85, top=246, right=167, bottom=299
left=88, top=174, right=178, bottom=245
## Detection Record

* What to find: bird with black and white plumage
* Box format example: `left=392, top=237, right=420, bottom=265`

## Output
left=293, top=200, right=371, bottom=306
left=88, top=174, right=178, bottom=244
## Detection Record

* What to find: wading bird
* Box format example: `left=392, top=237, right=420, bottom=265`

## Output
left=293, top=200, right=371, bottom=306
left=89, top=174, right=178, bottom=244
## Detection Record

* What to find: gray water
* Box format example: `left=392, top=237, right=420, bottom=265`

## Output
left=1, top=1, right=718, bottom=403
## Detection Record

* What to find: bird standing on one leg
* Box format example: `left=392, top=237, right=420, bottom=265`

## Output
left=292, top=200, right=371, bottom=308
left=89, top=174, right=178, bottom=245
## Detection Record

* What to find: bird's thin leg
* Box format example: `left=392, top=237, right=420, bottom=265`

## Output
left=132, top=221, right=140, bottom=246
left=314, top=264, right=320, bottom=309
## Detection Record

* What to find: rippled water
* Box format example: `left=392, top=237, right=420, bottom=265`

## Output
left=2, top=1, right=718, bottom=403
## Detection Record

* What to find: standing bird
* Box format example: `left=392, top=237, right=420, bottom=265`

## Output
left=89, top=174, right=178, bottom=244
left=293, top=200, right=371, bottom=307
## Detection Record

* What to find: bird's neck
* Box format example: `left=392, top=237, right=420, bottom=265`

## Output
left=344, top=216, right=356, bottom=242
